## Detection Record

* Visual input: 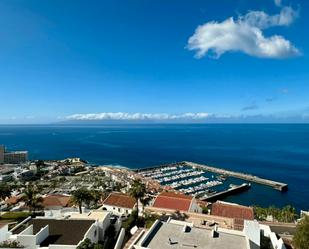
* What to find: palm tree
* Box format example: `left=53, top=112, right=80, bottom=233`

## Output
left=129, top=179, right=146, bottom=215
left=21, top=184, right=43, bottom=214
left=267, top=205, right=279, bottom=222
left=280, top=205, right=297, bottom=223
left=90, top=189, right=103, bottom=209
left=140, top=196, right=150, bottom=216
left=71, top=188, right=93, bottom=214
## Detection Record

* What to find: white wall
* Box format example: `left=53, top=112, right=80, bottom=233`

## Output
left=17, top=234, right=36, bottom=249
left=49, top=245, right=76, bottom=249
left=114, top=228, right=125, bottom=249
left=100, top=212, right=111, bottom=240
left=16, top=225, right=36, bottom=249
left=114, top=218, right=122, bottom=233
left=138, top=220, right=160, bottom=247
left=260, top=224, right=286, bottom=249
left=243, top=220, right=260, bottom=247
left=0, top=224, right=9, bottom=242
left=102, top=204, right=133, bottom=216
left=36, top=225, right=49, bottom=245
left=19, top=225, right=33, bottom=235
left=84, top=223, right=99, bottom=244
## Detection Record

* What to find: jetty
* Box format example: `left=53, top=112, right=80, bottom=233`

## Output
left=185, top=161, right=288, bottom=192
left=135, top=161, right=288, bottom=192
left=202, top=183, right=251, bottom=202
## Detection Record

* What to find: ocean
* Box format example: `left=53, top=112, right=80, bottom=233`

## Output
left=0, top=124, right=308, bottom=211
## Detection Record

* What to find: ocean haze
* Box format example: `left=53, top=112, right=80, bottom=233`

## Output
left=0, top=123, right=308, bottom=211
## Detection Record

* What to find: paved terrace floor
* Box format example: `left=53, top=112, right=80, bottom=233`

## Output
left=142, top=221, right=248, bottom=249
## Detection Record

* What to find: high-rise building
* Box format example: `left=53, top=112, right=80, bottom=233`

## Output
left=0, top=145, right=4, bottom=164
left=0, top=145, right=28, bottom=164
left=4, top=151, right=28, bottom=164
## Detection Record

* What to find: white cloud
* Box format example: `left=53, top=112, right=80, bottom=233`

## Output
left=243, top=7, right=298, bottom=29
left=187, top=7, right=300, bottom=59
left=66, top=112, right=211, bottom=121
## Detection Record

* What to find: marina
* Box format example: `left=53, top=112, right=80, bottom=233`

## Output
left=136, top=161, right=289, bottom=201
left=185, top=161, right=288, bottom=192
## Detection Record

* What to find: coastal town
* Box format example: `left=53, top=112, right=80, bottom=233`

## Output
left=1, top=0, right=308, bottom=249
left=0, top=145, right=308, bottom=249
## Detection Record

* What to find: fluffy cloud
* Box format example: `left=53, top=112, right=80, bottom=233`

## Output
left=187, top=6, right=300, bottom=59
left=242, top=7, right=298, bottom=29
left=66, top=112, right=211, bottom=121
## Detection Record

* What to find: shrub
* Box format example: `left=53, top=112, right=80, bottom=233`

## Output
left=0, top=240, right=24, bottom=248
left=293, top=216, right=309, bottom=249
left=0, top=212, right=31, bottom=221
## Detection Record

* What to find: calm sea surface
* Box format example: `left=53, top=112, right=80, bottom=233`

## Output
left=0, top=124, right=308, bottom=210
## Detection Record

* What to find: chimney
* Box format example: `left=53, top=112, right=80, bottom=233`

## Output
left=211, top=225, right=219, bottom=238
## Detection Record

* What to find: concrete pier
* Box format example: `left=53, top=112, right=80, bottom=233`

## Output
left=201, top=183, right=251, bottom=202
left=185, top=161, right=288, bottom=192
left=135, top=161, right=288, bottom=192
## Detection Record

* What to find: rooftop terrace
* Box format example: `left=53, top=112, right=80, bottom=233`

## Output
left=31, top=219, right=95, bottom=246
left=140, top=220, right=248, bottom=249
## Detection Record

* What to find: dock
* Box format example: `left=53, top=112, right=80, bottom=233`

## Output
left=201, top=183, right=251, bottom=202
left=185, top=161, right=288, bottom=192
left=135, top=161, right=288, bottom=192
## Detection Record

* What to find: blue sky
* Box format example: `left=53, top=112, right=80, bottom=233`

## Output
left=0, top=0, right=308, bottom=123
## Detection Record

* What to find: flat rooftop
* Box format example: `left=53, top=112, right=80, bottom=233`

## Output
left=4, top=151, right=28, bottom=154
left=141, top=221, right=248, bottom=249
left=70, top=211, right=109, bottom=222
left=30, top=219, right=95, bottom=246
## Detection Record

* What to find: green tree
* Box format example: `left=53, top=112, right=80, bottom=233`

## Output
left=0, top=182, right=11, bottom=202
left=201, top=206, right=209, bottom=214
left=129, top=179, right=146, bottom=215
left=77, top=238, right=104, bottom=249
left=122, top=210, right=138, bottom=232
left=21, top=184, right=43, bottom=213
left=88, top=190, right=102, bottom=209
left=35, top=160, right=45, bottom=167
left=34, top=160, right=45, bottom=178
left=279, top=205, right=297, bottom=223
left=253, top=206, right=267, bottom=220
left=254, top=205, right=297, bottom=222
left=0, top=182, right=12, bottom=214
left=293, top=216, right=309, bottom=249
left=140, top=196, right=150, bottom=215
left=71, top=188, right=93, bottom=214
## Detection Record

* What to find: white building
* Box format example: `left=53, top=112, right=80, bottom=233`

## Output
left=132, top=218, right=286, bottom=249
left=0, top=213, right=110, bottom=249
left=102, top=192, right=136, bottom=216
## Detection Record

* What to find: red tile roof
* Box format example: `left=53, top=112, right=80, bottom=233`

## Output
left=103, top=193, right=136, bottom=209
left=211, top=201, right=254, bottom=220
left=43, top=195, right=71, bottom=208
left=152, top=192, right=193, bottom=212
left=5, top=196, right=21, bottom=205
